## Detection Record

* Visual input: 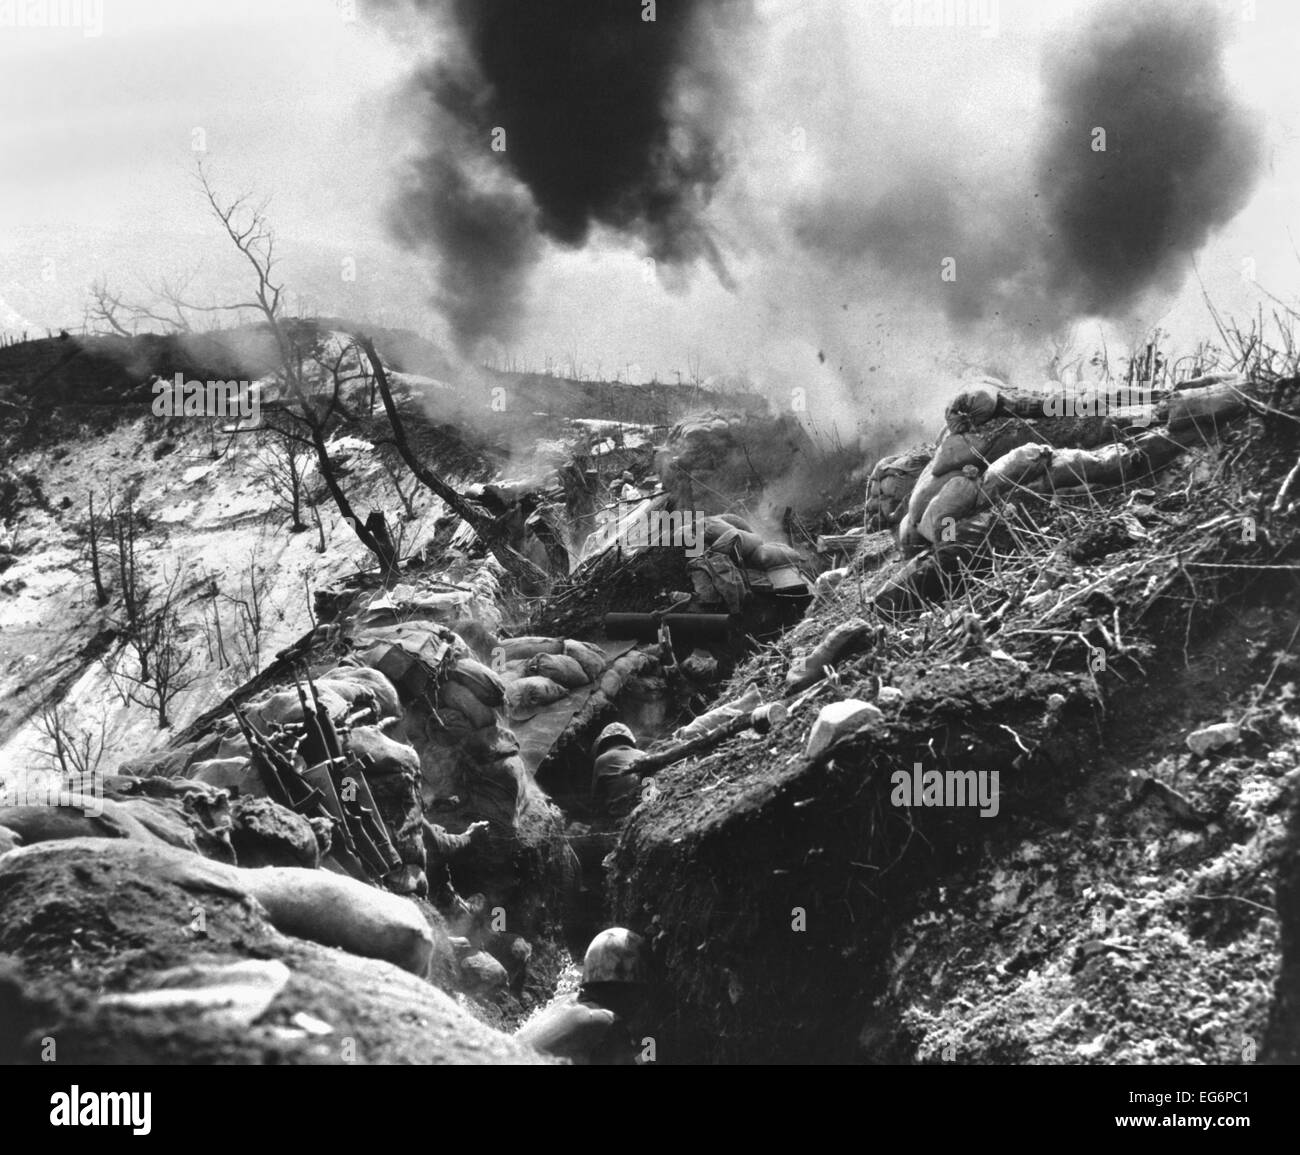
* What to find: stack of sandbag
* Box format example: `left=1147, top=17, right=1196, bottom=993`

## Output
left=864, top=450, right=932, bottom=525
left=185, top=661, right=425, bottom=886
left=494, top=636, right=608, bottom=722
left=890, top=372, right=1256, bottom=555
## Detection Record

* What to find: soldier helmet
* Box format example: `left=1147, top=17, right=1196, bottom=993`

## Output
left=592, top=722, right=636, bottom=760
left=582, top=928, right=645, bottom=986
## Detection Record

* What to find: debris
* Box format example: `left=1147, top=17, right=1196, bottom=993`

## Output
left=1185, top=722, right=1241, bottom=758
left=99, top=960, right=291, bottom=1028
left=460, top=950, right=510, bottom=997
left=805, top=700, right=884, bottom=760
left=785, top=618, right=875, bottom=692
left=290, top=1011, right=334, bottom=1036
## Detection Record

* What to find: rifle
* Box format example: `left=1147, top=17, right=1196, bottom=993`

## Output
left=330, top=749, right=403, bottom=877
left=232, top=702, right=371, bottom=882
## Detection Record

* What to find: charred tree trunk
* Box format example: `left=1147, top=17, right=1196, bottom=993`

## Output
left=356, top=335, right=550, bottom=590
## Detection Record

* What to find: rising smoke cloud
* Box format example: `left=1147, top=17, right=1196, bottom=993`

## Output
left=371, top=0, right=1269, bottom=456
left=790, top=0, right=1264, bottom=334
left=1036, top=0, right=1264, bottom=316
left=382, top=0, right=744, bottom=354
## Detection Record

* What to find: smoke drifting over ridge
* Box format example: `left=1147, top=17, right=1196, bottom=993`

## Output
left=376, top=0, right=1268, bottom=444
left=791, top=0, right=1264, bottom=333
left=384, top=0, right=743, bottom=354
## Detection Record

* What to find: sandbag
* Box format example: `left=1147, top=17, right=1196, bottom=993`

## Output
left=447, top=658, right=506, bottom=707
left=897, top=510, right=923, bottom=553
left=918, top=469, right=982, bottom=543
left=563, top=639, right=608, bottom=682
left=437, top=679, right=498, bottom=730
left=524, top=652, right=590, bottom=689
left=321, top=665, right=403, bottom=723
left=238, top=866, right=434, bottom=975
left=944, top=383, right=1000, bottom=432
left=701, top=516, right=739, bottom=545
left=727, top=529, right=766, bottom=565
left=246, top=685, right=349, bottom=732
left=1044, top=444, right=1135, bottom=490
left=931, top=421, right=1039, bottom=475
left=981, top=442, right=1052, bottom=500
left=504, top=676, right=568, bottom=719
left=786, top=618, right=874, bottom=691
left=500, top=636, right=564, bottom=661
left=1167, top=383, right=1246, bottom=434
left=905, top=460, right=951, bottom=529
left=0, top=797, right=174, bottom=849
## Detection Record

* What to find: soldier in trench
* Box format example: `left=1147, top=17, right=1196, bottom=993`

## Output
left=589, top=722, right=651, bottom=822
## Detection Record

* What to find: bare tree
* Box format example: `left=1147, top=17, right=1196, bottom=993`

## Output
left=108, top=493, right=153, bottom=681
left=32, top=699, right=110, bottom=777
left=84, top=490, right=110, bottom=607
left=106, top=568, right=199, bottom=729
left=258, top=421, right=313, bottom=533
left=193, top=162, right=399, bottom=581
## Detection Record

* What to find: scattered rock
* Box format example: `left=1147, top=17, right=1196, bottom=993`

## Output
left=805, top=700, right=885, bottom=760
left=1186, top=722, right=1240, bottom=758
left=230, top=796, right=320, bottom=868
left=460, top=950, right=509, bottom=998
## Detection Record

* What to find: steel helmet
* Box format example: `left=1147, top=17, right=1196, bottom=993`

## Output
left=591, top=722, right=636, bottom=760
left=582, top=928, right=645, bottom=986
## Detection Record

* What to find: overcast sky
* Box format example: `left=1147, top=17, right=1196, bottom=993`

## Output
left=3, top=0, right=1299, bottom=436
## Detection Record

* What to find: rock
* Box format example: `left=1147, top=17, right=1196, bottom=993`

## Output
left=98, top=959, right=291, bottom=1028
left=680, top=648, right=719, bottom=683
left=805, top=700, right=885, bottom=760
left=488, top=932, right=533, bottom=987
left=230, top=796, right=320, bottom=868
left=460, top=950, right=509, bottom=997
left=1186, top=722, right=1240, bottom=758
left=875, top=686, right=904, bottom=706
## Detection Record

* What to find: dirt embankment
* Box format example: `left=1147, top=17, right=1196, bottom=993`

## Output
left=610, top=399, right=1300, bottom=1064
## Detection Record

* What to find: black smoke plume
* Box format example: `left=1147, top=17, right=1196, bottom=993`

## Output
left=384, top=0, right=739, bottom=354
left=790, top=0, right=1263, bottom=332
left=1037, top=0, right=1263, bottom=316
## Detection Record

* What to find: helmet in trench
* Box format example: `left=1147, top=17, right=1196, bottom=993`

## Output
left=582, top=927, right=645, bottom=986
left=591, top=722, right=636, bottom=760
